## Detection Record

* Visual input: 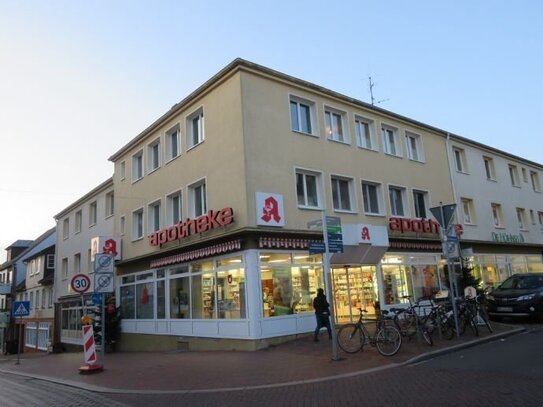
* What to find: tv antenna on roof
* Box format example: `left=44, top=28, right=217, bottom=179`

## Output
left=368, top=76, right=389, bottom=106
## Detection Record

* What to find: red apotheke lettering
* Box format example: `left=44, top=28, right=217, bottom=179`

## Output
left=388, top=217, right=463, bottom=236
left=149, top=207, right=234, bottom=246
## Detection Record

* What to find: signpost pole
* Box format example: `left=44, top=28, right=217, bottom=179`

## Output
left=322, top=212, right=340, bottom=362
left=15, top=317, right=21, bottom=365
left=101, top=294, right=106, bottom=359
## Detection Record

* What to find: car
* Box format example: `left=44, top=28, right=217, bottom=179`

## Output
left=485, top=273, right=543, bottom=320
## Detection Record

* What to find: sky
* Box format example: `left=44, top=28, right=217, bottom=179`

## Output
left=1, top=0, right=542, bottom=262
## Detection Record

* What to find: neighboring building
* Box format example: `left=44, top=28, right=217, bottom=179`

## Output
left=53, top=178, right=116, bottom=348
left=448, top=135, right=543, bottom=288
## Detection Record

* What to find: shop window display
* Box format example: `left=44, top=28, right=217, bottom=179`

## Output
left=136, top=282, right=154, bottom=319
left=332, top=266, right=378, bottom=323
left=170, top=276, right=190, bottom=318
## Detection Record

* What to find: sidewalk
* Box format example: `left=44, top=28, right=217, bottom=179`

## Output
left=0, top=322, right=524, bottom=394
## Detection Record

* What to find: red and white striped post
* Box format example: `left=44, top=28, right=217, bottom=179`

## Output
left=79, top=319, right=103, bottom=373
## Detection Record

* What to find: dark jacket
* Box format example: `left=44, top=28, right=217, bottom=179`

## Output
left=313, top=293, right=330, bottom=315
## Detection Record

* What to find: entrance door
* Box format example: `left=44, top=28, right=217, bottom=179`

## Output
left=331, top=266, right=378, bottom=323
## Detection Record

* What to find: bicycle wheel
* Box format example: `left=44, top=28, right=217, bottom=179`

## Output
left=420, top=326, right=433, bottom=346
left=393, top=310, right=417, bottom=338
left=461, top=314, right=479, bottom=337
left=477, top=308, right=494, bottom=333
left=337, top=324, right=364, bottom=353
left=375, top=326, right=402, bottom=356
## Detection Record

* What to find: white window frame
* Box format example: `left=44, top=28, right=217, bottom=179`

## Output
left=517, top=208, right=527, bottom=230
left=120, top=215, right=126, bottom=236
left=295, top=168, right=323, bottom=209
left=75, top=210, right=82, bottom=233
left=62, top=218, right=69, bottom=240
left=46, top=254, right=55, bottom=269
left=491, top=203, right=503, bottom=228
left=166, top=190, right=183, bottom=225
left=381, top=124, right=401, bottom=157
left=412, top=189, right=429, bottom=219
left=461, top=198, right=475, bottom=225
left=289, top=94, right=317, bottom=136
left=530, top=171, right=541, bottom=192
left=330, top=175, right=355, bottom=213
left=522, top=168, right=528, bottom=183
left=361, top=180, right=384, bottom=216
left=324, top=106, right=348, bottom=143
left=354, top=116, right=375, bottom=150
left=61, top=257, right=68, bottom=280
left=74, top=253, right=81, bottom=274
left=105, top=191, right=114, bottom=218
left=132, top=208, right=144, bottom=241
left=530, top=209, right=536, bottom=225
left=453, top=147, right=467, bottom=173
left=405, top=131, right=424, bottom=162
left=89, top=201, right=97, bottom=226
left=509, top=164, right=520, bottom=187
left=148, top=200, right=162, bottom=233
left=483, top=156, right=496, bottom=181
left=132, top=150, right=144, bottom=182
left=188, top=179, right=207, bottom=218
left=147, top=138, right=161, bottom=173
left=186, top=107, right=204, bottom=150
left=538, top=211, right=543, bottom=232
left=388, top=185, right=408, bottom=217
left=119, top=160, right=126, bottom=181
left=165, top=124, right=180, bottom=162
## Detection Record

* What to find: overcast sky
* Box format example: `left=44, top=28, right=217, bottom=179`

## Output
left=1, top=0, right=542, bottom=261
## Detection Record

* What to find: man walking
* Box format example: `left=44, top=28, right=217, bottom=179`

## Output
left=313, top=288, right=332, bottom=342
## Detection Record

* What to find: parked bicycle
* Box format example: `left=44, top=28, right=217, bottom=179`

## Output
left=337, top=308, right=402, bottom=356
left=390, top=296, right=434, bottom=346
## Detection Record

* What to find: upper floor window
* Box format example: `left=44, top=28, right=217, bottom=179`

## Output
left=331, top=176, right=354, bottom=212
left=120, top=215, right=126, bottom=236
left=405, top=132, right=423, bottom=162
left=538, top=211, right=543, bottom=232
left=453, top=148, right=467, bottom=173
left=521, top=168, right=528, bottom=183
left=74, top=253, right=81, bottom=274
left=105, top=191, right=114, bottom=218
left=491, top=203, right=503, bottom=227
left=147, top=138, right=161, bottom=173
left=148, top=200, right=161, bottom=233
left=186, top=107, right=204, bottom=149
left=165, top=125, right=180, bottom=162
left=89, top=201, right=97, bottom=226
left=188, top=179, right=207, bottom=217
left=381, top=125, right=400, bottom=157
left=290, top=95, right=316, bottom=135
left=461, top=198, right=475, bottom=224
left=120, top=161, right=126, bottom=181
left=62, top=257, right=68, bottom=279
left=361, top=181, right=383, bottom=215
left=412, top=189, right=428, bottom=218
left=530, top=209, right=536, bottom=225
left=530, top=171, right=541, bottom=192
left=62, top=218, right=69, bottom=240
left=296, top=169, right=322, bottom=209
left=324, top=107, right=346, bottom=143
left=167, top=190, right=182, bottom=225
left=46, top=254, right=55, bottom=269
left=132, top=208, right=144, bottom=240
left=389, top=186, right=407, bottom=217
left=132, top=150, right=144, bottom=182
left=75, top=210, right=82, bottom=233
left=516, top=208, right=527, bottom=230
left=483, top=156, right=495, bottom=180
left=508, top=164, right=520, bottom=187
left=354, top=116, right=375, bottom=150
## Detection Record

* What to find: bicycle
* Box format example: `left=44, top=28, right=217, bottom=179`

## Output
left=337, top=308, right=402, bottom=356
left=390, top=296, right=433, bottom=346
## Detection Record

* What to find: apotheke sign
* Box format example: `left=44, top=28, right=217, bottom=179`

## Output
left=149, top=207, right=234, bottom=246
left=388, top=217, right=464, bottom=236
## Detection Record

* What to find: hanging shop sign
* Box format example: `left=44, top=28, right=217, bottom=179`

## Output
left=149, top=207, right=235, bottom=246
left=91, top=236, right=122, bottom=261
left=256, top=192, right=285, bottom=227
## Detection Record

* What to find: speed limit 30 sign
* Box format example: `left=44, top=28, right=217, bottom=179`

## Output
left=71, top=274, right=91, bottom=294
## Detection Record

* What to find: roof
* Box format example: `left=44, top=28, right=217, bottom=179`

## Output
left=54, top=177, right=113, bottom=219
left=10, top=227, right=56, bottom=264
left=6, top=240, right=33, bottom=249
left=108, top=58, right=542, bottom=169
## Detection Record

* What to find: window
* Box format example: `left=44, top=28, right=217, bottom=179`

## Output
left=147, top=139, right=161, bottom=173
left=132, top=208, right=144, bottom=240
left=166, top=125, right=180, bottom=161
left=105, top=191, right=114, bottom=218
left=120, top=161, right=126, bottom=180
left=89, top=201, right=97, bottom=226
left=509, top=165, right=520, bottom=187
left=62, top=258, right=68, bottom=279
left=46, top=254, right=55, bottom=269
left=62, top=218, right=69, bottom=240
left=517, top=208, right=527, bottom=230
left=362, top=181, right=382, bottom=215
left=132, top=150, right=144, bottom=182
left=331, top=176, right=353, bottom=212
left=324, top=107, right=346, bottom=143
left=530, top=171, right=541, bottom=192
left=74, top=253, right=81, bottom=274
left=120, top=215, right=126, bottom=236
left=296, top=169, right=321, bottom=208
left=453, top=148, right=467, bottom=172
left=75, top=210, right=82, bottom=233
left=186, top=107, right=204, bottom=149
left=389, top=186, right=407, bottom=216
left=522, top=168, right=528, bottom=183
left=405, top=132, right=423, bottom=162
left=491, top=203, right=503, bottom=227
left=188, top=180, right=207, bottom=217
left=530, top=209, right=536, bottom=225
left=167, top=191, right=182, bottom=225
left=412, top=190, right=428, bottom=218
left=462, top=198, right=474, bottom=224
left=289, top=96, right=315, bottom=135
left=354, top=116, right=374, bottom=150
left=539, top=211, right=543, bottom=232
left=381, top=125, right=400, bottom=156
left=148, top=200, right=161, bottom=232
left=483, top=156, right=495, bottom=180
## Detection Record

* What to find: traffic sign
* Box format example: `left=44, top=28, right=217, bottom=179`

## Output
left=326, top=216, right=343, bottom=253
left=94, top=272, right=114, bottom=293
left=12, top=301, right=30, bottom=317
left=91, top=292, right=103, bottom=305
left=71, top=274, right=91, bottom=294
left=94, top=253, right=114, bottom=274
left=430, top=204, right=456, bottom=229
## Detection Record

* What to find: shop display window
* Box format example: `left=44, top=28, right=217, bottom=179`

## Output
left=170, top=276, right=190, bottom=318
left=217, top=269, right=246, bottom=319
left=120, top=285, right=135, bottom=319
left=332, top=266, right=377, bottom=323
left=136, top=282, right=154, bottom=319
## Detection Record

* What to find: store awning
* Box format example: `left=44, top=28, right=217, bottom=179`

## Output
left=330, top=244, right=388, bottom=265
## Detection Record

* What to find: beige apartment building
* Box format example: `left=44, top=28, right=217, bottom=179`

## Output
left=108, top=59, right=462, bottom=351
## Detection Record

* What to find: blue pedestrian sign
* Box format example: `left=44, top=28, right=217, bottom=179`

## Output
left=12, top=301, right=30, bottom=317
